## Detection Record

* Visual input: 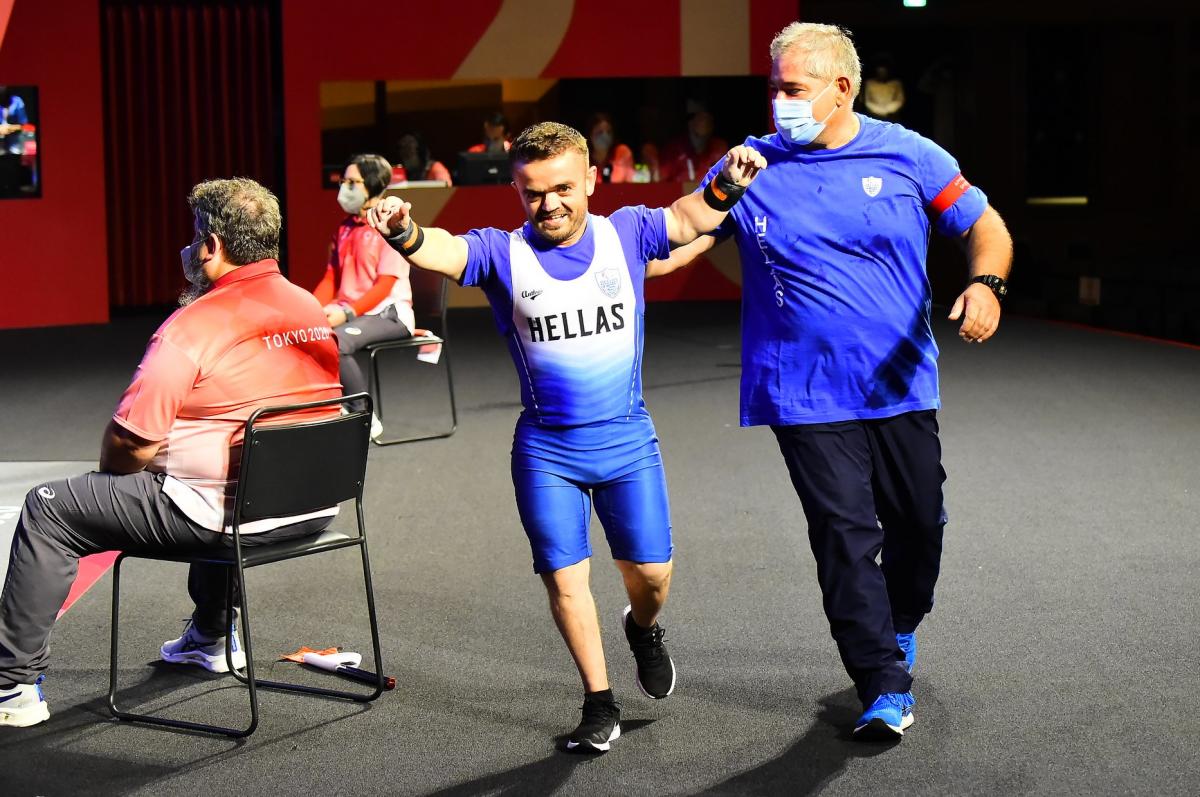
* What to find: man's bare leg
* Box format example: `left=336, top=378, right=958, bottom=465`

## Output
left=541, top=557, right=609, bottom=692
left=614, top=559, right=676, bottom=699
left=615, top=559, right=673, bottom=628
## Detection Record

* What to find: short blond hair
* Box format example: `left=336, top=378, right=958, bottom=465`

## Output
left=510, top=121, right=588, bottom=165
left=770, top=22, right=862, bottom=98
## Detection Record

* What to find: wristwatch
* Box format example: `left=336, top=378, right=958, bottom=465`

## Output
left=970, top=274, right=1008, bottom=301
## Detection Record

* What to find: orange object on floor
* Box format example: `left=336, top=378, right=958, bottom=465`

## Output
left=279, top=646, right=340, bottom=663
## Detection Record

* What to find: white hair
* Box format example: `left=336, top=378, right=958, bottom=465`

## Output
left=770, top=22, right=862, bottom=99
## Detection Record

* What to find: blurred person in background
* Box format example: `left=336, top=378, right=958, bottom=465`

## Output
left=863, top=56, right=906, bottom=123
left=315, top=153, right=414, bottom=440
left=586, top=112, right=634, bottom=184
left=393, top=132, right=453, bottom=185
left=656, top=102, right=728, bottom=183
left=468, top=111, right=512, bottom=155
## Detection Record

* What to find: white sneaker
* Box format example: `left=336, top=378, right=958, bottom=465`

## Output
left=0, top=675, right=50, bottom=728
left=160, top=618, right=246, bottom=674
left=370, top=413, right=383, bottom=441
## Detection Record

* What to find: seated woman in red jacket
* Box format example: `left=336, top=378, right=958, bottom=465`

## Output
left=313, top=153, right=414, bottom=438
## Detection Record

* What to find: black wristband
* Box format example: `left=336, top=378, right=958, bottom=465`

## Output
left=387, top=220, right=415, bottom=247
left=386, top=221, right=425, bottom=257
left=703, top=174, right=747, bottom=212
left=400, top=223, right=425, bottom=257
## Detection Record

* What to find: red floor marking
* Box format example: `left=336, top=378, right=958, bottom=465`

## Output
left=58, top=551, right=118, bottom=618
left=1026, top=316, right=1200, bottom=352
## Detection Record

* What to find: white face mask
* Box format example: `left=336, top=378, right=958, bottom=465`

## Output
left=338, top=182, right=367, bottom=214
left=772, top=80, right=838, bottom=146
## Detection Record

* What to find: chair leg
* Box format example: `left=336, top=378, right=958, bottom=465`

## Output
left=372, top=343, right=458, bottom=446
left=368, top=345, right=385, bottom=424
left=109, top=557, right=255, bottom=737
left=228, top=545, right=384, bottom=702
left=443, top=343, right=457, bottom=435
left=106, top=552, right=126, bottom=717
left=357, top=513, right=387, bottom=700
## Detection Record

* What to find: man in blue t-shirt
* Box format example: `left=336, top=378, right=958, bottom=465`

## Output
left=367, top=121, right=765, bottom=752
left=653, top=23, right=1013, bottom=741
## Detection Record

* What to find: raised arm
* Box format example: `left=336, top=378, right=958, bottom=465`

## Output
left=646, top=234, right=719, bottom=279
left=661, top=146, right=765, bottom=246
left=947, top=204, right=1013, bottom=343
left=366, top=196, right=470, bottom=282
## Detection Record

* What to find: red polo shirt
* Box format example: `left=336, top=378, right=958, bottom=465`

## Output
left=113, top=260, right=342, bottom=532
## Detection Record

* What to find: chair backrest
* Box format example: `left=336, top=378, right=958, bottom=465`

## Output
left=409, top=265, right=448, bottom=330
left=235, top=395, right=372, bottom=523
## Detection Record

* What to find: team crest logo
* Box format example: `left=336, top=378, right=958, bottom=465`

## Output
left=595, top=268, right=621, bottom=299
left=862, top=176, right=883, bottom=197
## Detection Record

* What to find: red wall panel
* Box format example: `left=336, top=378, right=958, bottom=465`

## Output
left=0, top=0, right=108, bottom=329
left=540, top=1, right=682, bottom=78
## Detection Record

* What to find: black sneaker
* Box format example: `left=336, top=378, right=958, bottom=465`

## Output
left=622, top=605, right=676, bottom=699
left=565, top=694, right=621, bottom=753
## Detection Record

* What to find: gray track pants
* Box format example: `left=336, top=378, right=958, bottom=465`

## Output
left=0, top=469, right=329, bottom=685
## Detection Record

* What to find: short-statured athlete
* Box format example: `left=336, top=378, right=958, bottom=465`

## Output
left=367, top=122, right=764, bottom=753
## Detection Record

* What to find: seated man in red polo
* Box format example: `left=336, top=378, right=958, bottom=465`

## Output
left=0, top=178, right=342, bottom=728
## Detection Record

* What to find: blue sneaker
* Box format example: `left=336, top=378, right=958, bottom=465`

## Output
left=0, top=674, right=50, bottom=728
left=161, top=616, right=246, bottom=674
left=853, top=692, right=915, bottom=741
left=896, top=632, right=917, bottom=673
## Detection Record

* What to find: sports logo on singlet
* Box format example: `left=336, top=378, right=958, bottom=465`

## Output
left=595, top=268, right=621, bottom=299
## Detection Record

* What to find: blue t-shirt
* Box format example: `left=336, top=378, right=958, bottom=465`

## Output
left=701, top=115, right=988, bottom=426
left=460, top=206, right=670, bottom=427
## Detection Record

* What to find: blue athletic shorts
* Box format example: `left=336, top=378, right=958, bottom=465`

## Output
left=511, top=414, right=673, bottom=574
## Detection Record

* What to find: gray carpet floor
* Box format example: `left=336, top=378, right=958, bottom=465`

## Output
left=1, top=304, right=1197, bottom=796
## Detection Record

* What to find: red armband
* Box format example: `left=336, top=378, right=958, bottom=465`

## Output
left=930, top=174, right=971, bottom=215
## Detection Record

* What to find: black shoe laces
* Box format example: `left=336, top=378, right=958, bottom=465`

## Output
left=629, top=624, right=667, bottom=664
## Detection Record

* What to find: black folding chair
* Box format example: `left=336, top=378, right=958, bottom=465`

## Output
left=365, top=266, right=457, bottom=445
left=108, top=394, right=385, bottom=737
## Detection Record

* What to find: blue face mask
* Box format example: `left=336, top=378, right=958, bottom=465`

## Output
left=772, top=80, right=838, bottom=146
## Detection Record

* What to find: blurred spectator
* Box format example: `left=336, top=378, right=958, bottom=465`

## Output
left=1, top=88, right=29, bottom=154
left=657, top=102, right=728, bottom=183
left=392, top=132, right=453, bottom=185
left=863, top=59, right=906, bottom=122
left=314, top=153, right=414, bottom=440
left=467, top=111, right=511, bottom=155
left=586, top=112, right=634, bottom=183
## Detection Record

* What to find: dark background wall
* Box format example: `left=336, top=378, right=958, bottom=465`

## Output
left=806, top=0, right=1200, bottom=342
